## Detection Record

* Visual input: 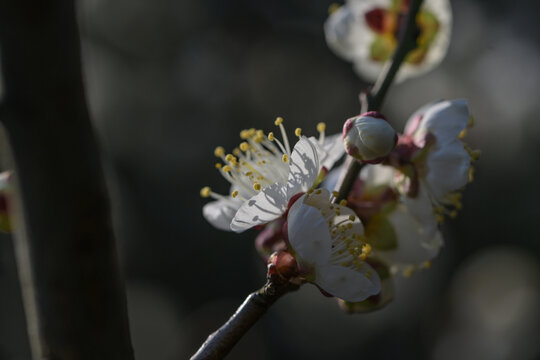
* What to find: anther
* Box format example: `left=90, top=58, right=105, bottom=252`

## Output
left=295, top=128, right=302, bottom=138
left=222, top=165, right=232, bottom=172
left=275, top=117, right=283, bottom=126
left=282, top=154, right=289, bottom=163
left=253, top=183, right=262, bottom=191
left=339, top=199, right=347, bottom=206
left=215, top=163, right=222, bottom=169
left=317, top=122, right=326, bottom=133
left=231, top=190, right=239, bottom=198
left=200, top=187, right=211, bottom=198
left=214, top=146, right=225, bottom=157
left=268, top=132, right=275, bottom=141
left=239, top=142, right=249, bottom=152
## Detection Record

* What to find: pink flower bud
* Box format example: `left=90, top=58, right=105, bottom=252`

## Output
left=342, top=112, right=397, bottom=163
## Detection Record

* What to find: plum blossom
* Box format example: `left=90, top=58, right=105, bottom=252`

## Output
left=201, top=119, right=344, bottom=233
left=286, top=188, right=381, bottom=302
left=388, top=99, right=479, bottom=221
left=325, top=0, right=452, bottom=82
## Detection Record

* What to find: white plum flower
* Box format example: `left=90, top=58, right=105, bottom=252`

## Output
left=346, top=164, right=443, bottom=275
left=201, top=119, right=345, bottom=233
left=342, top=111, right=397, bottom=163
left=286, top=188, right=381, bottom=302
left=390, top=99, right=479, bottom=221
left=324, top=0, right=452, bottom=82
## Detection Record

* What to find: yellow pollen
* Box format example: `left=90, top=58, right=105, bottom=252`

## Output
left=423, top=261, right=432, bottom=269
left=222, top=165, right=232, bottom=172
left=215, top=163, right=222, bottom=169
left=339, top=199, right=348, bottom=206
left=332, top=191, right=339, bottom=198
left=240, top=130, right=250, bottom=139
left=282, top=154, right=289, bottom=163
left=231, top=190, right=239, bottom=198
left=295, top=128, right=302, bottom=138
left=458, top=129, right=467, bottom=139
left=468, top=115, right=475, bottom=128
left=315, top=189, right=322, bottom=194
left=253, top=183, right=262, bottom=191
left=268, top=132, right=275, bottom=141
left=200, top=186, right=211, bottom=198
left=307, top=188, right=314, bottom=194
left=328, top=3, right=340, bottom=14
left=359, top=253, right=367, bottom=261
left=275, top=117, right=283, bottom=126
left=348, top=215, right=355, bottom=222
left=214, top=146, right=225, bottom=157
left=233, top=148, right=241, bottom=156
left=469, top=167, right=475, bottom=182
left=362, top=243, right=372, bottom=255
left=317, top=122, right=326, bottom=133
left=240, top=141, right=249, bottom=152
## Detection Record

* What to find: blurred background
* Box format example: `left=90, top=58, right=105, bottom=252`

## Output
left=1, top=0, right=540, bottom=359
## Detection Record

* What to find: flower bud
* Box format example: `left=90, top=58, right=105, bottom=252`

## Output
left=342, top=111, right=397, bottom=163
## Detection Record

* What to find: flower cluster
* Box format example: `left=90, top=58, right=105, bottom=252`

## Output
left=200, top=0, right=477, bottom=311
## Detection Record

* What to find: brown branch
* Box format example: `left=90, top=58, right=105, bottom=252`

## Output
left=335, top=0, right=424, bottom=202
left=0, top=1, right=134, bottom=359
left=190, top=279, right=299, bottom=360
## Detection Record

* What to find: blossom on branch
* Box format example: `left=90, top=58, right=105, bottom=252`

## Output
left=285, top=188, right=381, bottom=302
left=325, top=0, right=452, bottom=82
left=388, top=99, right=479, bottom=222
left=201, top=118, right=344, bottom=233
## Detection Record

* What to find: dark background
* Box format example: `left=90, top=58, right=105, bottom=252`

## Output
left=1, top=0, right=540, bottom=359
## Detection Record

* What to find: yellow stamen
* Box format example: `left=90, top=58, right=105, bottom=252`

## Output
left=339, top=199, right=347, bottom=206
left=458, top=129, right=467, bottom=139
left=274, top=117, right=283, bottom=126
left=222, top=165, right=232, bottom=172
left=215, top=163, right=222, bottom=169
left=282, top=154, right=289, bottom=163
left=332, top=191, right=339, bottom=198
left=268, top=132, right=275, bottom=141
left=240, top=142, right=249, bottom=152
left=200, top=186, right=211, bottom=198
left=231, top=190, right=239, bottom=198
left=423, top=260, right=432, bottom=269
left=214, top=146, right=225, bottom=157
left=253, top=183, right=262, bottom=191
left=295, top=128, right=302, bottom=138
left=317, top=122, right=326, bottom=133
left=348, top=215, right=355, bottom=222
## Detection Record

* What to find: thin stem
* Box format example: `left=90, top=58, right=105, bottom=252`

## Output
left=335, top=0, right=424, bottom=202
left=190, top=279, right=299, bottom=360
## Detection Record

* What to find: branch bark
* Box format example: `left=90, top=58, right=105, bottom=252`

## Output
left=190, top=279, right=298, bottom=360
left=0, top=1, right=134, bottom=359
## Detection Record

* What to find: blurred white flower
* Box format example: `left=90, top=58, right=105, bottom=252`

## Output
left=286, top=188, right=381, bottom=302
left=325, top=0, right=452, bottom=82
left=342, top=111, right=397, bottom=163
left=201, top=119, right=344, bottom=232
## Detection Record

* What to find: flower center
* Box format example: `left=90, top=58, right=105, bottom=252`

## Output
left=365, top=0, right=440, bottom=65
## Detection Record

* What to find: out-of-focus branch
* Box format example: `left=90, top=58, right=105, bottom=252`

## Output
left=335, top=0, right=424, bottom=202
left=0, top=1, right=134, bottom=359
left=190, top=278, right=299, bottom=360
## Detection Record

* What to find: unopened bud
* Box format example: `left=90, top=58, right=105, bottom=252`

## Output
left=342, top=112, right=397, bottom=163
left=267, top=251, right=299, bottom=280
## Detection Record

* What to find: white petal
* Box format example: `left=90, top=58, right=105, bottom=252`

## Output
left=230, top=183, right=288, bottom=233
left=324, top=5, right=362, bottom=62
left=315, top=263, right=381, bottom=302
left=360, top=164, right=396, bottom=187
left=287, top=194, right=332, bottom=265
left=319, top=133, right=345, bottom=170
left=415, top=99, right=469, bottom=146
left=286, top=137, right=320, bottom=199
left=425, top=141, right=470, bottom=200
left=203, top=199, right=241, bottom=232
left=379, top=203, right=442, bottom=265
